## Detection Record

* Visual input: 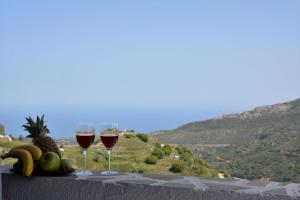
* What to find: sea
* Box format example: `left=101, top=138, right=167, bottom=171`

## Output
left=0, top=107, right=234, bottom=138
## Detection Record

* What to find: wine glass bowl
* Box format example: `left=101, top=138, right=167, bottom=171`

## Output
left=101, top=130, right=119, bottom=150
left=100, top=123, right=119, bottom=175
left=76, top=133, right=95, bottom=149
left=75, top=123, right=96, bottom=176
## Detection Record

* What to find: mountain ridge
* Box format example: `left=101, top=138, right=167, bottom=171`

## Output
left=153, top=98, right=300, bottom=145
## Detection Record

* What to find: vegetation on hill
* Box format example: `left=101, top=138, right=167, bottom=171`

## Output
left=201, top=138, right=300, bottom=182
left=153, top=98, right=300, bottom=182
left=136, top=134, right=149, bottom=143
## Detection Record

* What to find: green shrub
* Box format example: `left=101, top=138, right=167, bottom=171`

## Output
left=184, top=148, right=192, bottom=156
left=125, top=134, right=135, bottom=139
left=136, top=134, right=149, bottom=143
left=162, top=145, right=172, bottom=156
left=192, top=164, right=206, bottom=175
left=175, top=146, right=185, bottom=154
left=151, top=148, right=164, bottom=159
left=176, top=146, right=192, bottom=156
left=155, top=142, right=161, bottom=149
left=93, top=155, right=101, bottom=163
left=192, top=158, right=218, bottom=177
left=180, top=152, right=192, bottom=165
left=138, top=169, right=144, bottom=173
left=145, top=155, right=157, bottom=164
left=194, top=158, right=209, bottom=168
left=170, top=162, right=184, bottom=173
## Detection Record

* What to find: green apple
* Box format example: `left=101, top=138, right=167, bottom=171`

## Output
left=38, top=152, right=60, bottom=172
left=60, top=159, right=72, bottom=171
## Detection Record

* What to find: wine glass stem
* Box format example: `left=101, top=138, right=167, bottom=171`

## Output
left=83, top=149, right=87, bottom=171
left=108, top=149, right=111, bottom=171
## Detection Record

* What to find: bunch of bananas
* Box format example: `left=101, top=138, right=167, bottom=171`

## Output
left=1, top=144, right=73, bottom=177
left=1, top=144, right=42, bottom=176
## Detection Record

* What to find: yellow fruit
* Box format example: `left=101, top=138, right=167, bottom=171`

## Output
left=13, top=144, right=42, bottom=161
left=1, top=149, right=34, bottom=176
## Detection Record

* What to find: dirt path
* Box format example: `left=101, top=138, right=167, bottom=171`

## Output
left=216, top=156, right=232, bottom=163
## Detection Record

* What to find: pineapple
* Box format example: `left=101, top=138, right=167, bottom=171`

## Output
left=23, top=115, right=61, bottom=158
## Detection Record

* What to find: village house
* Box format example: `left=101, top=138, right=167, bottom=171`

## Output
left=0, top=135, right=12, bottom=142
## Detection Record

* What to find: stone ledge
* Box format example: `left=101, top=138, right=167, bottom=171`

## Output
left=1, top=169, right=300, bottom=200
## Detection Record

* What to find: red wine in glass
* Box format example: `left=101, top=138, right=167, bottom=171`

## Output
left=100, top=123, right=119, bottom=175
left=101, top=135, right=119, bottom=150
left=75, top=123, right=96, bottom=177
left=76, top=133, right=95, bottom=149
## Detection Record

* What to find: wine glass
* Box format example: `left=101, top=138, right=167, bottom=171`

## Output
left=100, top=123, right=119, bottom=175
left=76, top=123, right=96, bottom=176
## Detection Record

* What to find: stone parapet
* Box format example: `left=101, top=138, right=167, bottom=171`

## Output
left=1, top=169, right=299, bottom=200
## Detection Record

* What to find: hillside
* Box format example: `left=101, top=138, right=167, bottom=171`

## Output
left=153, top=98, right=300, bottom=182
left=0, top=135, right=218, bottom=178
left=153, top=98, right=300, bottom=145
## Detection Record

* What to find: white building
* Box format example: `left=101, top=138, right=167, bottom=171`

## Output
left=0, top=135, right=12, bottom=142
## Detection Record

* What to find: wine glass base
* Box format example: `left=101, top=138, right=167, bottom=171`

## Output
left=101, top=171, right=118, bottom=176
left=76, top=171, right=93, bottom=177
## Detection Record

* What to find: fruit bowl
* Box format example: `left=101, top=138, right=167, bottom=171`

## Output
left=10, top=168, right=75, bottom=176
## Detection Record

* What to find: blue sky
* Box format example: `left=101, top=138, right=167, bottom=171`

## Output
left=0, top=1, right=299, bottom=110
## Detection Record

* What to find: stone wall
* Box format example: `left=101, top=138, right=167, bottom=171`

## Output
left=1, top=168, right=300, bottom=200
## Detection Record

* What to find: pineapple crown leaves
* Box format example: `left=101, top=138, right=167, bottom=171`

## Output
left=22, top=114, right=50, bottom=140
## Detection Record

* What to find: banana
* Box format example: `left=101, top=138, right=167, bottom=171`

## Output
left=1, top=149, right=34, bottom=177
left=12, top=144, right=42, bottom=161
